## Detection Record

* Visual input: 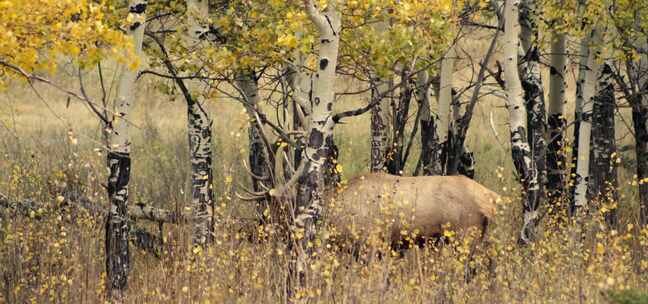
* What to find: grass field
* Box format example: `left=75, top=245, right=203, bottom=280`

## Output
left=1, top=55, right=647, bottom=303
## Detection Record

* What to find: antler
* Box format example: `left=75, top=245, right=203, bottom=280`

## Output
left=235, top=143, right=306, bottom=201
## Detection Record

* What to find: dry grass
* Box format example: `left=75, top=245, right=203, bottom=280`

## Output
left=0, top=60, right=647, bottom=303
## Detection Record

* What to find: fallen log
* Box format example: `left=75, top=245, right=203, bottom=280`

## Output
left=0, top=192, right=184, bottom=257
left=0, top=192, right=187, bottom=223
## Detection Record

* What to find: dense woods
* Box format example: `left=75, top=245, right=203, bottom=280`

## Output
left=1, top=0, right=648, bottom=303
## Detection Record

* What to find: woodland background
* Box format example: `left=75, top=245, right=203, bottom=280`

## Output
left=1, top=0, right=648, bottom=303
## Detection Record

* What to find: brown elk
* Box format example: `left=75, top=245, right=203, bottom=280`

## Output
left=240, top=164, right=499, bottom=251
left=322, top=172, right=499, bottom=251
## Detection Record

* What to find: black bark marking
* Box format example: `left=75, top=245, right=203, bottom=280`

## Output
left=107, top=152, right=131, bottom=198
left=458, top=151, right=476, bottom=179
left=589, top=64, right=618, bottom=226
left=419, top=118, right=444, bottom=176
left=129, top=2, right=147, bottom=14
left=308, top=129, right=324, bottom=149
left=549, top=66, right=559, bottom=76
left=129, top=22, right=142, bottom=31
left=106, top=151, right=132, bottom=293
left=319, top=58, right=329, bottom=70
left=323, top=135, right=340, bottom=187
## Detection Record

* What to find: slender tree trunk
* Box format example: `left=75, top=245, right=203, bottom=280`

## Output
left=632, top=55, right=648, bottom=227
left=370, top=78, right=392, bottom=172
left=387, top=67, right=413, bottom=175
left=105, top=0, right=147, bottom=300
left=437, top=47, right=455, bottom=174
left=588, top=63, right=618, bottom=226
left=287, top=45, right=311, bottom=170
left=633, top=91, right=648, bottom=226
left=417, top=71, right=443, bottom=175
left=632, top=37, right=648, bottom=227
left=236, top=72, right=271, bottom=220
left=547, top=29, right=567, bottom=208
left=297, top=0, right=341, bottom=287
left=503, top=0, right=539, bottom=244
left=519, top=0, right=547, bottom=207
left=572, top=28, right=603, bottom=216
left=570, top=0, right=590, bottom=207
left=185, top=0, right=214, bottom=246
left=187, top=99, right=214, bottom=244
left=370, top=19, right=392, bottom=173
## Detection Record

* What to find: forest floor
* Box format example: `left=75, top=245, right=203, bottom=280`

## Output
left=0, top=63, right=647, bottom=303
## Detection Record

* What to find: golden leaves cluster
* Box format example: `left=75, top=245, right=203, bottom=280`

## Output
left=0, top=0, right=128, bottom=87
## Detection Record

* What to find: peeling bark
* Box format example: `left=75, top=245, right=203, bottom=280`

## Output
left=105, top=152, right=131, bottom=296
left=547, top=30, right=568, bottom=207
left=417, top=71, right=443, bottom=176
left=187, top=99, right=214, bottom=244
left=387, top=67, right=413, bottom=175
left=370, top=79, right=392, bottom=172
left=519, top=0, right=547, bottom=207
left=186, top=0, right=214, bottom=246
left=370, top=19, right=392, bottom=173
left=589, top=63, right=618, bottom=227
left=503, top=0, right=539, bottom=244
left=105, top=0, right=147, bottom=298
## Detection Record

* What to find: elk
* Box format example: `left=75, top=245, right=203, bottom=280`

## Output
left=239, top=160, right=499, bottom=252
left=324, top=172, right=498, bottom=247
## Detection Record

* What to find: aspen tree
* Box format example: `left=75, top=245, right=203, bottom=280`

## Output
left=295, top=0, right=341, bottom=286
left=573, top=27, right=603, bottom=215
left=634, top=46, right=648, bottom=226
left=519, top=0, right=546, bottom=205
left=370, top=17, right=393, bottom=173
left=236, top=72, right=271, bottom=218
left=569, top=0, right=589, bottom=206
left=105, top=0, right=147, bottom=300
left=547, top=24, right=568, bottom=205
left=437, top=46, right=455, bottom=172
left=418, top=71, right=444, bottom=175
left=589, top=62, right=618, bottom=226
left=185, top=0, right=215, bottom=246
left=503, top=0, right=540, bottom=243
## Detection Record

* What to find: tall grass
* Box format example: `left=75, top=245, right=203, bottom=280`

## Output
left=0, top=66, right=647, bottom=303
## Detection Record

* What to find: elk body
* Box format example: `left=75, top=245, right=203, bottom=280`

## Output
left=322, top=172, right=499, bottom=249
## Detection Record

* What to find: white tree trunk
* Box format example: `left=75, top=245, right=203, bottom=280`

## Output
left=573, top=28, right=603, bottom=213
left=438, top=46, right=455, bottom=154
left=105, top=0, right=147, bottom=300
left=296, top=0, right=341, bottom=288
left=570, top=0, right=590, bottom=206
left=503, top=0, right=539, bottom=243
left=519, top=0, right=547, bottom=206
left=184, top=0, right=215, bottom=246
left=547, top=30, right=567, bottom=203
